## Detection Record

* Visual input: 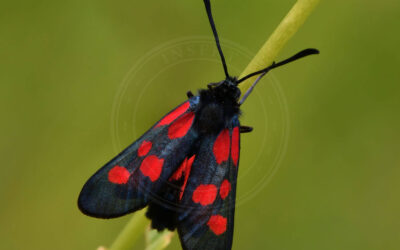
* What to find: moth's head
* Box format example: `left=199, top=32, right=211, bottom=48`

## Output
left=208, top=78, right=241, bottom=103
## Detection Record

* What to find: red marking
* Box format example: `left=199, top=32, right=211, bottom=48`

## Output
left=139, top=155, right=164, bottom=182
left=213, top=129, right=230, bottom=164
left=219, top=179, right=231, bottom=200
left=231, top=127, right=239, bottom=166
left=156, top=102, right=190, bottom=127
left=169, top=155, right=196, bottom=200
left=138, top=140, right=152, bottom=157
left=192, top=184, right=217, bottom=206
left=108, top=166, right=130, bottom=184
left=168, top=112, right=195, bottom=139
left=170, top=158, right=187, bottom=181
left=180, top=155, right=195, bottom=200
left=207, top=215, right=227, bottom=235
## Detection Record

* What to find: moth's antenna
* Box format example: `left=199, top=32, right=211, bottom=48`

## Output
left=237, top=49, right=319, bottom=84
left=238, top=48, right=319, bottom=105
left=203, top=0, right=229, bottom=79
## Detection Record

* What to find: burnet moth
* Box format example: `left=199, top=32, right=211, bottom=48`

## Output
left=78, top=0, right=319, bottom=249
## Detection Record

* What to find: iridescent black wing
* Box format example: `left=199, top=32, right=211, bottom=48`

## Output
left=177, top=116, right=240, bottom=250
left=78, top=97, right=201, bottom=218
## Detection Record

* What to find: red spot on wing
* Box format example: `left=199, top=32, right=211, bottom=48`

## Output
left=156, top=101, right=190, bottom=127
left=207, top=215, right=227, bottom=235
left=168, top=112, right=195, bottom=139
left=180, top=155, right=195, bottom=200
left=231, top=126, right=239, bottom=166
left=213, top=129, right=230, bottom=164
left=108, top=166, right=130, bottom=184
left=139, top=155, right=164, bottom=182
left=138, top=140, right=152, bottom=157
left=192, top=184, right=217, bottom=206
left=169, top=155, right=195, bottom=200
left=219, top=179, right=231, bottom=200
left=170, top=158, right=187, bottom=181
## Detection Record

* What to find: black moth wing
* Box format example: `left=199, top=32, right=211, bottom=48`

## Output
left=177, top=116, right=240, bottom=250
left=78, top=96, right=200, bottom=218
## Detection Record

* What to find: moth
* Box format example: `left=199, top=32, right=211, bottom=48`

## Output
left=78, top=0, right=318, bottom=249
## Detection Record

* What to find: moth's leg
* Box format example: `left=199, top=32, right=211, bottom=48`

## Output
left=186, top=91, right=194, bottom=98
left=240, top=126, right=253, bottom=133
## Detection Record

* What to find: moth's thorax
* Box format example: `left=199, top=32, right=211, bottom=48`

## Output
left=194, top=79, right=241, bottom=135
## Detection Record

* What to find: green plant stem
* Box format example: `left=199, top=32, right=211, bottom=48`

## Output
left=145, top=227, right=174, bottom=250
left=108, top=210, right=148, bottom=250
left=238, top=0, right=321, bottom=94
left=107, top=1, right=320, bottom=250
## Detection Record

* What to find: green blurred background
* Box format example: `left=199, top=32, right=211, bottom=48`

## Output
left=1, top=0, right=399, bottom=249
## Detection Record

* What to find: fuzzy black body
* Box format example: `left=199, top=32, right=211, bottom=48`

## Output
left=195, top=80, right=241, bottom=135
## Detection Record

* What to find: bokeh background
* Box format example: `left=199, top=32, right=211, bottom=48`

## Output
left=1, top=0, right=399, bottom=249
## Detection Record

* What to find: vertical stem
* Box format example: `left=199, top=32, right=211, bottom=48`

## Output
left=238, top=0, right=321, bottom=94
left=108, top=210, right=148, bottom=250
left=145, top=227, right=174, bottom=250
